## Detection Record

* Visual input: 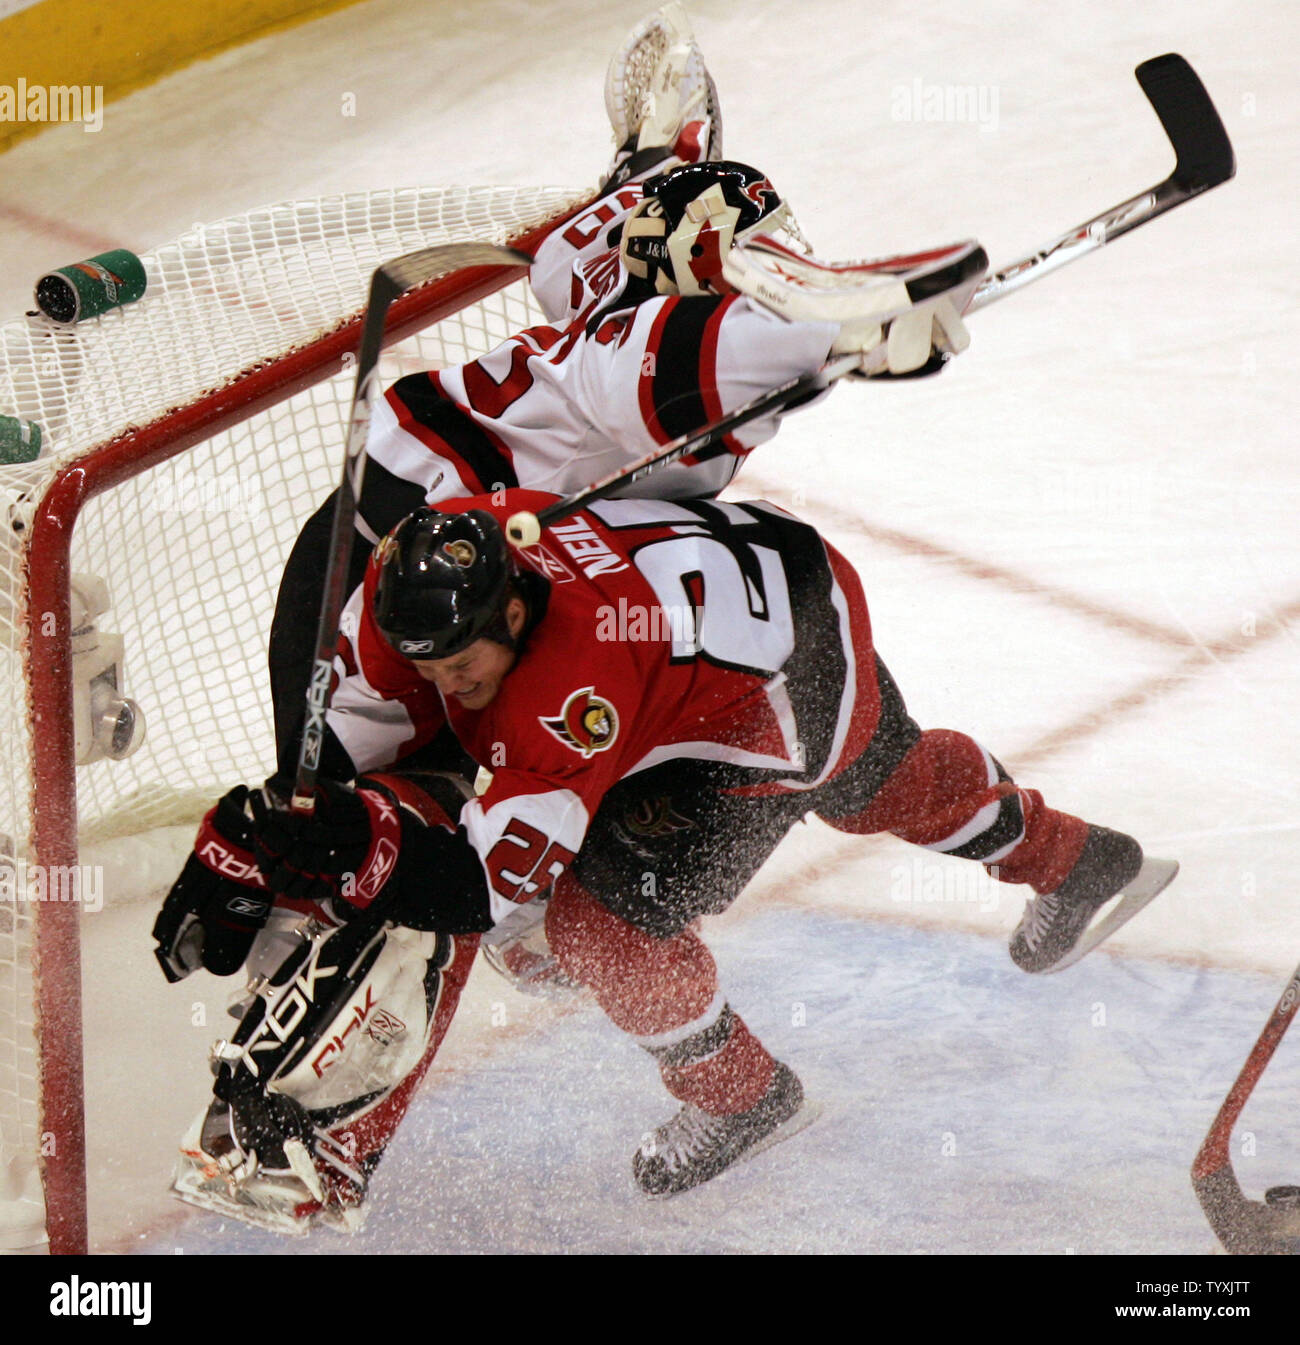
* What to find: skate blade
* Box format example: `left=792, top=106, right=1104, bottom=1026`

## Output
left=639, top=1097, right=824, bottom=1200
left=744, top=1097, right=824, bottom=1169
left=170, top=1153, right=317, bottom=1237
left=1045, top=857, right=1179, bottom=974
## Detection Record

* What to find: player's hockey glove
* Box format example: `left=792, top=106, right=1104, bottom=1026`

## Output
left=249, top=778, right=403, bottom=914
left=251, top=774, right=496, bottom=934
left=152, top=785, right=273, bottom=982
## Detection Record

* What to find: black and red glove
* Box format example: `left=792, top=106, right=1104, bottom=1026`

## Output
left=152, top=785, right=273, bottom=982
left=249, top=778, right=404, bottom=913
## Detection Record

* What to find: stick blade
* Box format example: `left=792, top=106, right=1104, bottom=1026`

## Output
left=1192, top=1164, right=1300, bottom=1255
left=380, top=243, right=533, bottom=294
left=1136, top=53, right=1236, bottom=193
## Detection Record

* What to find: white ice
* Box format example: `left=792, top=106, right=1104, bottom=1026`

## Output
left=1, top=0, right=1297, bottom=1255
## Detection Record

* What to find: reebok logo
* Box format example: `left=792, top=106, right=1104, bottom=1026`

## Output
left=50, top=1276, right=151, bottom=1325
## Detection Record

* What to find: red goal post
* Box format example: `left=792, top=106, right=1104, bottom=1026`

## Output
left=0, top=184, right=592, bottom=1254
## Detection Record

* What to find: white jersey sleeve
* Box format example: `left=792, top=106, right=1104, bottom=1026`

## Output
left=528, top=184, right=645, bottom=323
left=355, top=174, right=837, bottom=526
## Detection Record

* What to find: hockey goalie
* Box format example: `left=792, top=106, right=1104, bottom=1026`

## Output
left=267, top=4, right=985, bottom=790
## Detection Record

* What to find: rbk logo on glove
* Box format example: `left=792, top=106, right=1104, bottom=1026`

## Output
left=197, top=829, right=267, bottom=888
left=349, top=791, right=402, bottom=905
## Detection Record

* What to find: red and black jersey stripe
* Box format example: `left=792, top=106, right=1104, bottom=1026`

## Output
left=387, top=373, right=519, bottom=495
left=639, top=295, right=741, bottom=459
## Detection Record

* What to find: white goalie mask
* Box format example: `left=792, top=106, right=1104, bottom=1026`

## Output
left=620, top=160, right=790, bottom=297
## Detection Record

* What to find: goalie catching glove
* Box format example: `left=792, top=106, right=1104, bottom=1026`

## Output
left=249, top=778, right=404, bottom=911
left=153, top=785, right=273, bottom=981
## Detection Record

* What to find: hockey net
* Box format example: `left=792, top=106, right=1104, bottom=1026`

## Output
left=0, top=183, right=589, bottom=1253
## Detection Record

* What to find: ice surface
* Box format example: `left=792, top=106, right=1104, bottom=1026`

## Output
left=0, top=0, right=1295, bottom=1255
left=135, top=912, right=1299, bottom=1256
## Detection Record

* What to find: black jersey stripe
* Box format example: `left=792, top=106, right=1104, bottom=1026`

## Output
left=389, top=373, right=519, bottom=494
left=357, top=456, right=431, bottom=538
left=648, top=296, right=727, bottom=442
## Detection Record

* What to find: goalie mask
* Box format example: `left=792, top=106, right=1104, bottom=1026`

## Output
left=620, top=160, right=789, bottom=297
left=373, top=508, right=516, bottom=659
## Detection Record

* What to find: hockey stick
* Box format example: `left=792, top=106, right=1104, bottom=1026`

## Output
left=506, top=348, right=864, bottom=545
left=292, top=242, right=533, bottom=813
left=505, top=52, right=1234, bottom=547
left=1192, top=962, right=1300, bottom=1255
left=968, top=53, right=1234, bottom=311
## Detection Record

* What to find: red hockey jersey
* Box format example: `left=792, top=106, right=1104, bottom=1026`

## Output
left=329, top=490, right=878, bottom=926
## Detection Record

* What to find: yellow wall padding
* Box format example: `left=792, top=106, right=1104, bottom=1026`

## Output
left=0, top=0, right=368, bottom=151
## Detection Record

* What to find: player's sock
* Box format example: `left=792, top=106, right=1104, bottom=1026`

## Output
left=546, top=874, right=776, bottom=1111
left=823, top=727, right=1090, bottom=887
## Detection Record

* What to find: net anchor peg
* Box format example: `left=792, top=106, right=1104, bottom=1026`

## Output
left=70, top=573, right=146, bottom=765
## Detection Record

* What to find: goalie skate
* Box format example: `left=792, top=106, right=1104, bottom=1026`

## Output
left=1009, top=826, right=1179, bottom=974
left=170, top=1102, right=366, bottom=1237
left=605, top=3, right=721, bottom=169
left=480, top=900, right=584, bottom=999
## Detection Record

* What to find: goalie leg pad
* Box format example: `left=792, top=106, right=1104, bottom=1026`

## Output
left=175, top=911, right=478, bottom=1233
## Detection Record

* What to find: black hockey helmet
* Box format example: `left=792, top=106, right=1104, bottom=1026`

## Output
left=372, top=508, right=516, bottom=659
left=620, top=160, right=788, bottom=297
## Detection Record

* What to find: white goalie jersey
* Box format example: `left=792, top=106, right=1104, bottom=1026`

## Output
left=357, top=182, right=838, bottom=528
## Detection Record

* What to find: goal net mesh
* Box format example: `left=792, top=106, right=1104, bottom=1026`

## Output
left=0, top=183, right=585, bottom=1245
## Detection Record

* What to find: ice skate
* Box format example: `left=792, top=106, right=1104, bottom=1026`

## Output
left=1009, top=825, right=1178, bottom=973
left=632, top=1061, right=813, bottom=1196
left=603, top=3, right=722, bottom=189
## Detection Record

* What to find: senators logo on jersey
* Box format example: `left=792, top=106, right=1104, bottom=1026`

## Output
left=540, top=687, right=619, bottom=758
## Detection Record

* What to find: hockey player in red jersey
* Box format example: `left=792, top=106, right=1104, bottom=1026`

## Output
left=156, top=490, right=1176, bottom=1214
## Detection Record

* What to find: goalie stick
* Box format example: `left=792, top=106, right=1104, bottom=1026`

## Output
left=505, top=51, right=1234, bottom=548
left=1192, top=961, right=1300, bottom=1255
left=968, top=53, right=1235, bottom=311
left=292, top=242, right=533, bottom=813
